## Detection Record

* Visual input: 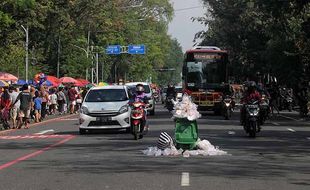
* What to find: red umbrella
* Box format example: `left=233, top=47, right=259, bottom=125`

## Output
left=59, top=77, right=77, bottom=84
left=0, top=72, right=18, bottom=82
left=76, top=78, right=90, bottom=86
left=74, top=80, right=84, bottom=87
left=47, top=76, right=60, bottom=83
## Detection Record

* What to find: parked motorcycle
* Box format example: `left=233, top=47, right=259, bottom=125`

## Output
left=221, top=96, right=232, bottom=120
left=130, top=101, right=148, bottom=140
left=279, top=88, right=294, bottom=112
left=244, top=100, right=261, bottom=137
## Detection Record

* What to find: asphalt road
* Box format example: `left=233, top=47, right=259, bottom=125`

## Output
left=0, top=104, right=310, bottom=190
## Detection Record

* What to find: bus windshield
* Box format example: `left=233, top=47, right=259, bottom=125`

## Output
left=184, top=52, right=227, bottom=90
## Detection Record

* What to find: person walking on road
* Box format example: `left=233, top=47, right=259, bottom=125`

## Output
left=68, top=86, right=77, bottom=114
left=33, top=91, right=42, bottom=123
left=49, top=88, right=58, bottom=115
left=13, top=84, right=32, bottom=129
left=57, top=87, right=66, bottom=115
left=9, top=86, right=20, bottom=129
left=1, top=87, right=12, bottom=129
left=40, top=86, right=49, bottom=120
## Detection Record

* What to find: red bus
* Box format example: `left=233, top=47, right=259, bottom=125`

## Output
left=182, top=46, right=229, bottom=114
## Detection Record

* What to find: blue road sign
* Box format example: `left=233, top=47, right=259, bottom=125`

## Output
left=128, top=45, right=145, bottom=54
left=106, top=45, right=121, bottom=54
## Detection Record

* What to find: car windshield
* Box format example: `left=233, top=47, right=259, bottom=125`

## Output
left=85, top=89, right=128, bottom=102
left=127, top=85, right=151, bottom=94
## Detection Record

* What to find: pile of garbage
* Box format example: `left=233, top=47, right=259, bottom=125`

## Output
left=172, top=94, right=201, bottom=121
left=142, top=134, right=228, bottom=157
left=143, top=94, right=228, bottom=157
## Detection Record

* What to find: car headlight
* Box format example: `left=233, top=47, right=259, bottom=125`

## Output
left=119, top=105, right=129, bottom=114
left=81, top=106, right=89, bottom=114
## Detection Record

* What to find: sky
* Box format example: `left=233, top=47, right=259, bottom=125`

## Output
left=168, top=0, right=207, bottom=52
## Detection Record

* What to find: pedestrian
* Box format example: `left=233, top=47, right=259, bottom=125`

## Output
left=1, top=87, right=12, bottom=129
left=57, top=87, right=66, bottom=115
left=68, top=86, right=77, bottom=114
left=33, top=91, right=42, bottom=123
left=40, top=85, right=49, bottom=120
left=8, top=86, right=20, bottom=129
left=49, top=88, right=58, bottom=115
left=12, top=84, right=32, bottom=129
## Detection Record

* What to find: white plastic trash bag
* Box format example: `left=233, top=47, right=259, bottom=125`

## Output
left=173, top=94, right=201, bottom=121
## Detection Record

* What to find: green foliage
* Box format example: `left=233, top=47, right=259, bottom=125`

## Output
left=0, top=0, right=183, bottom=84
left=197, top=0, right=310, bottom=86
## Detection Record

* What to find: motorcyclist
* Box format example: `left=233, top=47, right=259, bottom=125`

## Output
left=166, top=83, right=176, bottom=99
left=132, top=84, right=149, bottom=104
left=131, top=83, right=149, bottom=137
left=240, top=81, right=262, bottom=125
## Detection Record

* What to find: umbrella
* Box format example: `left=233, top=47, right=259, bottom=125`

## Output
left=0, top=80, right=9, bottom=87
left=59, top=77, right=77, bottom=84
left=0, top=72, right=18, bottom=82
left=16, top=79, right=27, bottom=86
left=86, top=83, right=95, bottom=89
left=75, top=80, right=84, bottom=87
left=41, top=80, right=54, bottom=87
left=46, top=75, right=60, bottom=84
left=98, top=82, right=109, bottom=87
left=76, top=78, right=90, bottom=86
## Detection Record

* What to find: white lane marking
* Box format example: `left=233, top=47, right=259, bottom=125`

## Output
left=307, top=137, right=310, bottom=140
left=35, top=129, right=55, bottom=135
left=287, top=128, right=296, bottom=132
left=279, top=114, right=299, bottom=121
left=60, top=118, right=77, bottom=121
left=228, top=131, right=235, bottom=135
left=272, top=122, right=280, bottom=126
left=181, top=172, right=190, bottom=187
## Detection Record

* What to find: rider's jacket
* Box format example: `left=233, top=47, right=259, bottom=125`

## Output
left=132, top=93, right=149, bottom=104
left=241, top=90, right=262, bottom=104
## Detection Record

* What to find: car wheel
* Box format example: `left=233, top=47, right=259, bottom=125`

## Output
left=79, top=128, right=86, bottom=135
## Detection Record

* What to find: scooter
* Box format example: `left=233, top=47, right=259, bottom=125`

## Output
left=244, top=100, right=261, bottom=137
left=130, top=101, right=148, bottom=140
left=222, top=96, right=232, bottom=120
left=260, top=94, right=271, bottom=125
left=165, top=95, right=175, bottom=112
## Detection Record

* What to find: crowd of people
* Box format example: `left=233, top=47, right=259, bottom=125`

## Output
left=0, top=84, right=87, bottom=130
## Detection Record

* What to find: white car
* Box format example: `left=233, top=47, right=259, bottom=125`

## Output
left=79, top=85, right=130, bottom=134
left=125, top=82, right=155, bottom=115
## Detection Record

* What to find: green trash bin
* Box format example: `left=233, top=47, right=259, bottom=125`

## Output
left=175, top=118, right=198, bottom=150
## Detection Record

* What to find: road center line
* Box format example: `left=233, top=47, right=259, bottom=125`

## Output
left=0, top=135, right=75, bottom=171
left=35, top=129, right=55, bottom=135
left=181, top=172, right=190, bottom=187
left=287, top=128, right=296, bottom=132
left=272, top=122, right=280, bottom=126
left=279, top=114, right=299, bottom=121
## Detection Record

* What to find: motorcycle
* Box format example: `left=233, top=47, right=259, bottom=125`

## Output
left=130, top=101, right=148, bottom=140
left=153, top=91, right=160, bottom=102
left=279, top=88, right=294, bottom=112
left=165, top=95, right=175, bottom=112
left=259, top=94, right=271, bottom=125
left=244, top=100, right=261, bottom=137
left=222, top=96, right=232, bottom=120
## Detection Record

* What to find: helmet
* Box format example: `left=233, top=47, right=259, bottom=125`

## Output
left=136, top=84, right=144, bottom=93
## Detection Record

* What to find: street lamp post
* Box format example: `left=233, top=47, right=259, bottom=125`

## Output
left=21, top=25, right=29, bottom=81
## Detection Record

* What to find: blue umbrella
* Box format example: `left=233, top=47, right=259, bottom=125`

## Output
left=42, top=80, right=53, bottom=87
left=16, top=79, right=27, bottom=86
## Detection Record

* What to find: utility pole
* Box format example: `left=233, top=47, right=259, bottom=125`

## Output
left=21, top=25, right=29, bottom=81
left=57, top=36, right=61, bottom=78
left=96, top=52, right=99, bottom=85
